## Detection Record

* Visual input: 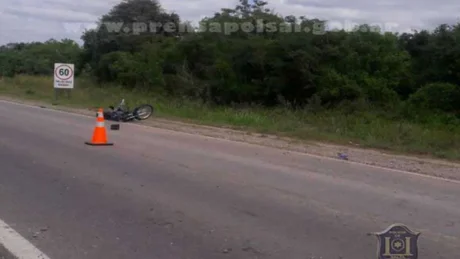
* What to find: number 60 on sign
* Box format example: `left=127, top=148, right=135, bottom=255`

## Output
left=54, top=63, right=74, bottom=89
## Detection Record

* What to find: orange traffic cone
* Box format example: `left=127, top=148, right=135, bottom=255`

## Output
left=85, top=108, right=114, bottom=146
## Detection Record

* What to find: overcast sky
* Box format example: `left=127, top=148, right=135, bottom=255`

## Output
left=0, top=0, right=459, bottom=45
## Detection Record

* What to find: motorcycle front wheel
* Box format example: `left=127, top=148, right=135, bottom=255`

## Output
left=133, top=104, right=154, bottom=120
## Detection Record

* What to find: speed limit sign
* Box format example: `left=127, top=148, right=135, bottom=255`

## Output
left=54, top=63, right=74, bottom=89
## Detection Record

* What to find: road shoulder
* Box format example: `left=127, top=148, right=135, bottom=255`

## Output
left=1, top=96, right=460, bottom=181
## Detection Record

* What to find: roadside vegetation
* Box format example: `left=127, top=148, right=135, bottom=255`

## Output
left=1, top=0, right=460, bottom=160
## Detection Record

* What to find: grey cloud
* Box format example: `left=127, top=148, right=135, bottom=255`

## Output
left=5, top=6, right=99, bottom=22
left=280, top=0, right=460, bottom=30
left=286, top=0, right=404, bottom=9
left=420, top=16, right=460, bottom=29
left=0, top=0, right=459, bottom=45
left=39, top=0, right=120, bottom=16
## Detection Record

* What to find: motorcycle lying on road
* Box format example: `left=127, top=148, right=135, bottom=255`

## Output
left=102, top=99, right=154, bottom=122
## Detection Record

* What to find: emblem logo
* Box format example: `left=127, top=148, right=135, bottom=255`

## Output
left=373, top=223, right=420, bottom=259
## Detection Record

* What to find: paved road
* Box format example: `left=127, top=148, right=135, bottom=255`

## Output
left=0, top=244, right=14, bottom=259
left=0, top=100, right=459, bottom=259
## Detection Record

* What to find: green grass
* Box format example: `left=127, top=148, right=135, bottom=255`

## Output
left=1, top=75, right=460, bottom=161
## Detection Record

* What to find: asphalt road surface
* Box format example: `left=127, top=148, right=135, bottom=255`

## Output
left=0, top=100, right=459, bottom=259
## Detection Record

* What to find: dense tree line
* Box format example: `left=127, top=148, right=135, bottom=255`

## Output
left=1, top=0, right=460, bottom=119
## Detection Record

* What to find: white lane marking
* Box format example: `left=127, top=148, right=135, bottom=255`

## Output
left=0, top=218, right=51, bottom=259
left=1, top=98, right=460, bottom=184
